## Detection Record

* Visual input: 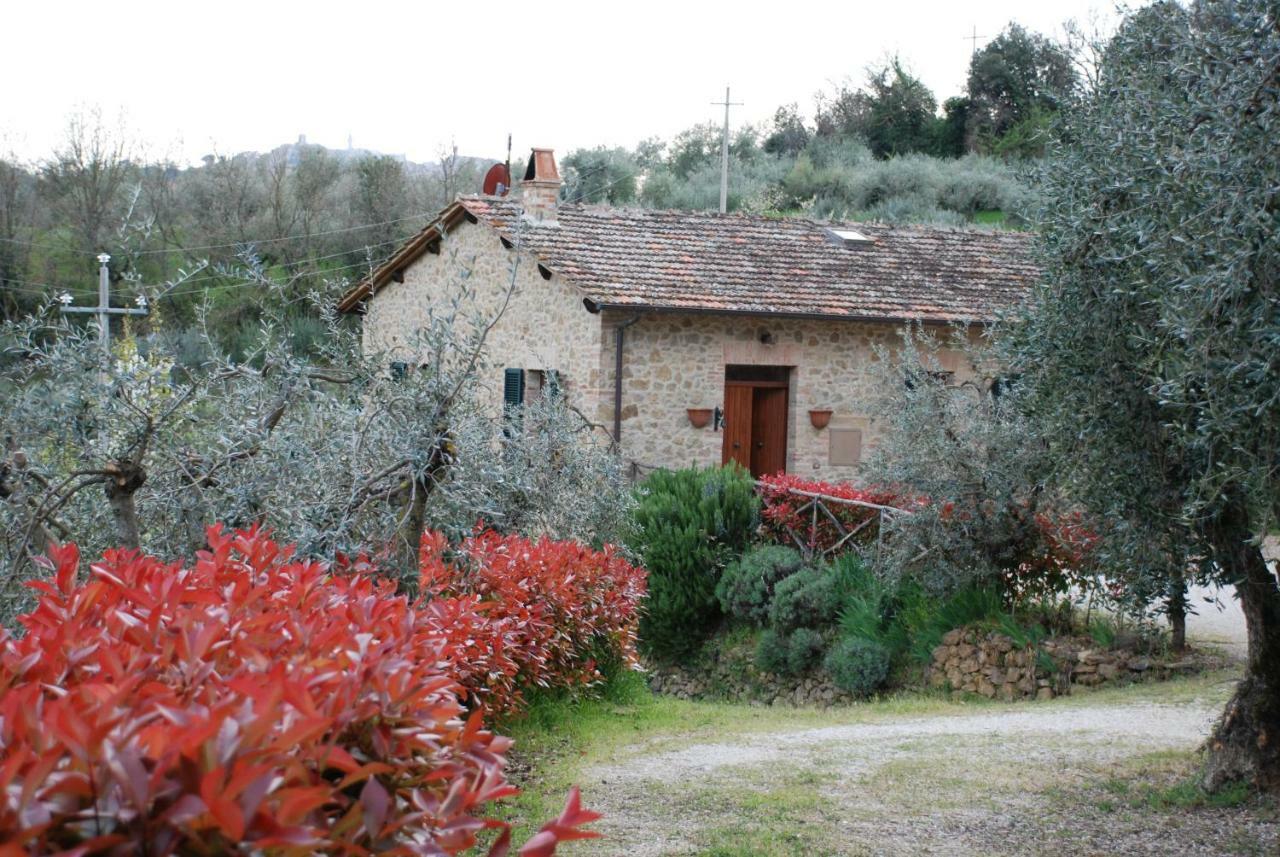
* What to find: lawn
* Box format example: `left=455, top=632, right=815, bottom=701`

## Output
left=498, top=668, right=1278, bottom=856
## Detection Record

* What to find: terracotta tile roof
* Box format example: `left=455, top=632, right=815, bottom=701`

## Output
left=339, top=197, right=1038, bottom=323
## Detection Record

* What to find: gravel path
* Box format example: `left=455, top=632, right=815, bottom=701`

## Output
left=579, top=689, right=1277, bottom=856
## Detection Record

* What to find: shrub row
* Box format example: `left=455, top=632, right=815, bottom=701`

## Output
left=419, top=528, right=646, bottom=714
left=0, top=524, right=642, bottom=853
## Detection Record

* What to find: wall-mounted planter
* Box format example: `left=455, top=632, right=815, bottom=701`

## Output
left=808, top=409, right=834, bottom=430
left=687, top=408, right=713, bottom=429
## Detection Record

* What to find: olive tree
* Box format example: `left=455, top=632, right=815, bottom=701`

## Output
left=1007, top=0, right=1280, bottom=790
left=0, top=232, right=632, bottom=623
left=857, top=328, right=1097, bottom=609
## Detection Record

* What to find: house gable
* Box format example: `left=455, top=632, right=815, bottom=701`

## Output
left=361, top=215, right=607, bottom=418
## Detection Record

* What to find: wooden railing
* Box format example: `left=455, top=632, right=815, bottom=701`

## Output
left=765, top=485, right=913, bottom=562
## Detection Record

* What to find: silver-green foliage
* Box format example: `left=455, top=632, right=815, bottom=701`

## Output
left=0, top=239, right=632, bottom=624
left=857, top=328, right=1086, bottom=602
left=1005, top=0, right=1280, bottom=788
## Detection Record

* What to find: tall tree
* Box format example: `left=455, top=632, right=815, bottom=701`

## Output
left=966, top=23, right=1078, bottom=151
left=1009, top=0, right=1280, bottom=790
left=40, top=109, right=137, bottom=253
left=817, top=58, right=938, bottom=158
left=561, top=147, right=637, bottom=204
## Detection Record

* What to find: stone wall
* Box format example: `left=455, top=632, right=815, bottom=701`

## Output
left=927, top=626, right=1201, bottom=701
left=360, top=214, right=992, bottom=480
left=362, top=220, right=609, bottom=426
left=600, top=309, right=985, bottom=481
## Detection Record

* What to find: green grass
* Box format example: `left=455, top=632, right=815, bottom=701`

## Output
left=972, top=210, right=1006, bottom=225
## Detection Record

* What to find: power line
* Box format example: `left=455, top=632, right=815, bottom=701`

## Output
left=0, top=210, right=437, bottom=257
left=1, top=230, right=414, bottom=300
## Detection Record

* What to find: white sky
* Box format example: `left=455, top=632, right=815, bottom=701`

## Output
left=2, top=0, right=1123, bottom=167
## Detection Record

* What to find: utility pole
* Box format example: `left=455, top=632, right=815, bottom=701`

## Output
left=965, top=25, right=986, bottom=58
left=58, top=253, right=149, bottom=358
left=711, top=86, right=743, bottom=214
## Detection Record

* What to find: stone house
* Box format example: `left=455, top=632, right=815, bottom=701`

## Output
left=337, top=149, right=1037, bottom=480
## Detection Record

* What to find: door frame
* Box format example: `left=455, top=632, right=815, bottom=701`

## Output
left=721, top=365, right=791, bottom=476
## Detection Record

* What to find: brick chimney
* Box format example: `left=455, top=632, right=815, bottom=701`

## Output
left=520, top=147, right=561, bottom=223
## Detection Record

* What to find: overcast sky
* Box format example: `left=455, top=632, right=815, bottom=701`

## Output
left=2, top=1, right=1123, bottom=167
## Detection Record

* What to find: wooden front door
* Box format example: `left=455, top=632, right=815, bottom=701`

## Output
left=721, top=366, right=789, bottom=478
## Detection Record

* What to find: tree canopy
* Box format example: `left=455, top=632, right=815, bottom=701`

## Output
left=1007, top=0, right=1280, bottom=790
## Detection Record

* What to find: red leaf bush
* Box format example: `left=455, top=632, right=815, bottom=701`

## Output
left=757, top=473, right=909, bottom=554
left=419, top=529, right=646, bottom=716
left=758, top=473, right=1097, bottom=602
left=0, top=524, right=626, bottom=854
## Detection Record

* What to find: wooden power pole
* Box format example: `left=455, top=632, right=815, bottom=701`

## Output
left=58, top=253, right=149, bottom=356
left=711, top=86, right=743, bottom=214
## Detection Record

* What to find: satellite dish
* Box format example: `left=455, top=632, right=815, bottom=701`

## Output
left=482, top=163, right=511, bottom=197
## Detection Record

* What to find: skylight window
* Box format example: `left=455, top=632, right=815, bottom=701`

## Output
left=826, top=227, right=874, bottom=248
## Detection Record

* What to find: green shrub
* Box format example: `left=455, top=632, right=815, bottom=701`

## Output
left=769, top=562, right=847, bottom=634
left=824, top=637, right=891, bottom=695
left=631, top=464, right=759, bottom=660
left=754, top=628, right=827, bottom=676
left=786, top=628, right=826, bottom=674
left=838, top=576, right=1005, bottom=666
left=755, top=629, right=790, bottom=674
left=716, top=544, right=804, bottom=624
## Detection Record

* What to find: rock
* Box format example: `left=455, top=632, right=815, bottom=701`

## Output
left=932, top=645, right=949, bottom=662
left=977, top=679, right=997, bottom=698
left=987, top=668, right=1006, bottom=685
left=1036, top=687, right=1055, bottom=701
left=1128, top=657, right=1151, bottom=672
left=1098, top=662, right=1120, bottom=681
left=942, top=628, right=965, bottom=646
left=997, top=683, right=1015, bottom=701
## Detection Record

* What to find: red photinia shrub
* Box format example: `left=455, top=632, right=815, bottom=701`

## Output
left=756, top=473, right=912, bottom=553
left=419, top=529, right=646, bottom=716
left=0, top=525, right=602, bottom=855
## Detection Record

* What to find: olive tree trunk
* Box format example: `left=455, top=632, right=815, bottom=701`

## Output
left=1203, top=493, right=1280, bottom=791
left=104, top=461, right=145, bottom=550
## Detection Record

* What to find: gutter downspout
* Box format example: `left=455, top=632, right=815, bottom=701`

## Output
left=613, top=314, right=641, bottom=453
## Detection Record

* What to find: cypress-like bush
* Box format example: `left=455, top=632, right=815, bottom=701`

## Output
left=715, top=544, right=805, bottom=624
left=768, top=563, right=846, bottom=634
left=754, top=628, right=790, bottom=674
left=785, top=627, right=827, bottom=674
left=631, top=464, right=759, bottom=660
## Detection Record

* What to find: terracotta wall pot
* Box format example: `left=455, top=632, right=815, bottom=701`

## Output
left=808, top=409, right=834, bottom=430
left=687, top=408, right=713, bottom=429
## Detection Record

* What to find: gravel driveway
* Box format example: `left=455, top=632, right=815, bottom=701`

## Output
left=577, top=679, right=1276, bottom=856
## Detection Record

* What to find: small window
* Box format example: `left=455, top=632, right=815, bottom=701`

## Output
left=503, top=367, right=526, bottom=409
left=825, top=227, right=873, bottom=247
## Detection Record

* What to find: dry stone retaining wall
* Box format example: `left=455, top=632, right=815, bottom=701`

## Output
left=927, top=626, right=1198, bottom=700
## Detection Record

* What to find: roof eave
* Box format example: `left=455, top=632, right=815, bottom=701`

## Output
left=584, top=299, right=999, bottom=327
left=336, top=201, right=475, bottom=314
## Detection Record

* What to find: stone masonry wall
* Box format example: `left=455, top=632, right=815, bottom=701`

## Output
left=927, top=626, right=1200, bottom=701
left=361, top=216, right=992, bottom=480
left=363, top=221, right=608, bottom=424
left=599, top=309, right=984, bottom=481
